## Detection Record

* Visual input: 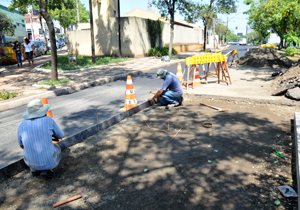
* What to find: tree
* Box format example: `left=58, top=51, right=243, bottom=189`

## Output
left=244, top=0, right=300, bottom=49
left=52, top=0, right=89, bottom=34
left=215, top=19, right=229, bottom=42
left=9, top=0, right=74, bottom=81
left=0, top=12, right=15, bottom=43
left=184, top=0, right=237, bottom=50
left=151, top=0, right=190, bottom=59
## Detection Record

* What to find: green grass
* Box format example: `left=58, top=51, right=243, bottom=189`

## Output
left=37, top=79, right=70, bottom=86
left=199, top=49, right=210, bottom=52
left=171, top=57, right=185, bottom=60
left=276, top=48, right=300, bottom=62
left=46, top=52, right=51, bottom=55
left=0, top=89, right=19, bottom=100
left=42, top=55, right=131, bottom=70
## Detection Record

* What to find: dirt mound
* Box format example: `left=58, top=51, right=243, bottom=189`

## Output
left=239, top=48, right=294, bottom=68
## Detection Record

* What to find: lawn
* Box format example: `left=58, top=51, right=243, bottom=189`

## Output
left=37, top=79, right=70, bottom=86
left=171, top=56, right=185, bottom=60
left=276, top=48, right=300, bottom=62
left=42, top=55, right=131, bottom=70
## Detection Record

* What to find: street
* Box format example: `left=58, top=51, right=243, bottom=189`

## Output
left=0, top=45, right=255, bottom=169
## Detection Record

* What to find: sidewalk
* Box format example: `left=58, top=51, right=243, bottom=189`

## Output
left=0, top=47, right=216, bottom=112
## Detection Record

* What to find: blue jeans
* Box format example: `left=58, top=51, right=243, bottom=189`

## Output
left=160, top=90, right=182, bottom=106
left=16, top=53, right=22, bottom=66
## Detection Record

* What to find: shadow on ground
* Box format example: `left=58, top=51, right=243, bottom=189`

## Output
left=0, top=100, right=297, bottom=210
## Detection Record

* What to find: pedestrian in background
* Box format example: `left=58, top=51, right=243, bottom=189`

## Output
left=24, top=38, right=35, bottom=67
left=58, top=39, right=62, bottom=49
left=13, top=41, right=22, bottom=67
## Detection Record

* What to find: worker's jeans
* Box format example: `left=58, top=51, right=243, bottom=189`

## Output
left=160, top=90, right=182, bottom=106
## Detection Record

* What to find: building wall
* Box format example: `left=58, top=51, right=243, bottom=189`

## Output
left=67, top=0, right=204, bottom=57
left=0, top=5, right=26, bottom=43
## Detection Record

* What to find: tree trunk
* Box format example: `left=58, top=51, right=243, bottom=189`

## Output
left=89, top=0, right=95, bottom=63
left=169, top=13, right=174, bottom=59
left=279, top=38, right=283, bottom=50
left=39, top=16, right=49, bottom=52
left=203, top=24, right=207, bottom=50
left=40, top=0, right=58, bottom=81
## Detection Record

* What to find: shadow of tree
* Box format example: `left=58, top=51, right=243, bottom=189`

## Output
left=0, top=101, right=297, bottom=209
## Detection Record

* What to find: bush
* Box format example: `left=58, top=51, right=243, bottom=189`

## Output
left=148, top=47, right=177, bottom=57
left=0, top=89, right=18, bottom=100
left=285, top=46, right=298, bottom=56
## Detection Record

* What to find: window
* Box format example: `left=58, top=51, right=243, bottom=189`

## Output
left=17, top=23, right=20, bottom=26
left=39, top=29, right=43, bottom=35
left=21, top=19, right=24, bottom=23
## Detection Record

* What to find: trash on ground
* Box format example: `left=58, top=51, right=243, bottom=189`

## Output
left=274, top=199, right=281, bottom=205
left=144, top=169, right=148, bottom=172
left=277, top=185, right=298, bottom=198
left=208, top=160, right=211, bottom=163
left=202, top=123, right=213, bottom=128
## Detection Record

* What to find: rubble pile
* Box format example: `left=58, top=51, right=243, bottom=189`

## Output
left=271, top=61, right=300, bottom=100
left=239, top=48, right=294, bottom=68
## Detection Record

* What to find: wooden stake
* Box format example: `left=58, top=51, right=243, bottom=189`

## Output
left=171, top=125, right=184, bottom=140
left=95, top=108, right=99, bottom=132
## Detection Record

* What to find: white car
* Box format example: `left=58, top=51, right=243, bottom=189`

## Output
left=228, top=40, right=239, bottom=45
left=239, top=38, right=247, bottom=45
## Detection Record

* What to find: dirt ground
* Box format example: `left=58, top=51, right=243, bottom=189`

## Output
left=0, top=99, right=298, bottom=210
left=239, top=48, right=294, bottom=68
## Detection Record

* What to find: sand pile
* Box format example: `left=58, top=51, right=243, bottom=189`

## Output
left=239, top=48, right=294, bottom=68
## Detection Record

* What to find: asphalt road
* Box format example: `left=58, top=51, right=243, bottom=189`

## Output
left=0, top=44, right=255, bottom=169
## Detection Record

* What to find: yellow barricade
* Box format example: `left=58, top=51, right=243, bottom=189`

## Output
left=261, top=44, right=275, bottom=48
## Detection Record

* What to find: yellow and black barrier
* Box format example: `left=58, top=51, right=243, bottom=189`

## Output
left=181, top=52, right=232, bottom=89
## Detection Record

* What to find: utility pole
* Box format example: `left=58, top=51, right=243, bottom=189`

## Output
left=30, top=12, right=35, bottom=41
left=118, top=0, right=122, bottom=57
left=76, top=0, right=80, bottom=23
left=226, top=16, right=228, bottom=44
left=89, top=0, right=95, bottom=63
left=213, top=18, right=215, bottom=50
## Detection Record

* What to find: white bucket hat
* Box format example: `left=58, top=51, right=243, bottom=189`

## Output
left=23, top=99, right=50, bottom=120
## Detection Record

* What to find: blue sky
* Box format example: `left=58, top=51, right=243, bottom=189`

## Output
left=1, top=0, right=250, bottom=35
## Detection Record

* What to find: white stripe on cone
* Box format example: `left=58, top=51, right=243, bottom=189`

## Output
left=126, top=89, right=135, bottom=94
left=127, top=79, right=133, bottom=84
left=125, top=99, right=137, bottom=105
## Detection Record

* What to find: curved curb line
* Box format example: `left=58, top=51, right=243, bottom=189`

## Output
left=0, top=59, right=184, bottom=112
left=0, top=100, right=156, bottom=182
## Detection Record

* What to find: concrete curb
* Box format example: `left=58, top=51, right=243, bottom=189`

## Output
left=294, top=112, right=300, bottom=209
left=0, top=100, right=156, bottom=182
left=184, top=93, right=300, bottom=106
left=0, top=59, right=184, bottom=112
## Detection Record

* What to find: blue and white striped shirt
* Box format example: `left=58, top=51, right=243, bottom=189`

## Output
left=17, top=116, right=64, bottom=170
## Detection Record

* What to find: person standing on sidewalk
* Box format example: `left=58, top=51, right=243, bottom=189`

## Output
left=17, top=99, right=64, bottom=178
left=13, top=41, right=22, bottom=67
left=148, top=69, right=184, bottom=109
left=24, top=38, right=35, bottom=66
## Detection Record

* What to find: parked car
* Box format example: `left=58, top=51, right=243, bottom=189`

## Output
left=228, top=40, right=239, bottom=45
left=47, top=39, right=59, bottom=50
left=31, top=41, right=47, bottom=57
left=239, top=38, right=247, bottom=45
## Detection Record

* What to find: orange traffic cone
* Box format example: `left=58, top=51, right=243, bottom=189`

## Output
left=247, top=48, right=249, bottom=51
left=124, top=75, right=138, bottom=110
left=41, top=98, right=53, bottom=118
left=176, top=63, right=183, bottom=83
left=41, top=98, right=61, bottom=143
left=193, top=68, right=202, bottom=86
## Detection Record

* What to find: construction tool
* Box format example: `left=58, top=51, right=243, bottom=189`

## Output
left=53, top=190, right=88, bottom=208
left=149, top=90, right=156, bottom=95
left=200, top=103, right=230, bottom=112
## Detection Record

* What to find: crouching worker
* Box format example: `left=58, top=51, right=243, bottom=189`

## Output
left=18, top=99, right=64, bottom=178
left=148, top=69, right=183, bottom=109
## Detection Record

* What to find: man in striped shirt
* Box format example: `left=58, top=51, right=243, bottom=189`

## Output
left=18, top=99, right=64, bottom=178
